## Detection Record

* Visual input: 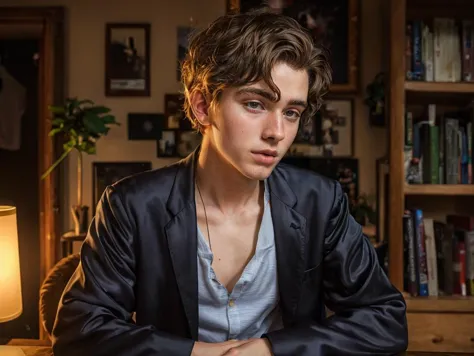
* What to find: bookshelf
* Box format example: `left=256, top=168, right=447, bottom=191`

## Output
left=405, top=81, right=474, bottom=94
left=389, top=0, right=474, bottom=352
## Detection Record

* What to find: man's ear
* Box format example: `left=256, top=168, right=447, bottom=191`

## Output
left=190, top=90, right=211, bottom=127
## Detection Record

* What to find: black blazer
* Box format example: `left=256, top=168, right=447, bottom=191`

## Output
left=52, top=150, right=408, bottom=356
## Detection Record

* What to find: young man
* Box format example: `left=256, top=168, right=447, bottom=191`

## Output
left=52, top=9, right=408, bottom=356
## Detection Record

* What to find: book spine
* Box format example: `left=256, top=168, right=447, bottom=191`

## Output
left=412, top=20, right=424, bottom=80
left=414, top=209, right=429, bottom=296
left=404, top=210, right=418, bottom=296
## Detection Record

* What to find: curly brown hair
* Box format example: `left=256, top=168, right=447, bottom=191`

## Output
left=180, top=9, right=332, bottom=130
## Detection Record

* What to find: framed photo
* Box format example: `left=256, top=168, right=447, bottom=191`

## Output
left=282, top=156, right=358, bottom=203
left=164, top=93, right=192, bottom=130
left=177, top=130, right=202, bottom=157
left=289, top=98, right=354, bottom=157
left=227, top=0, right=359, bottom=92
left=105, top=23, right=151, bottom=96
left=92, top=161, right=152, bottom=213
left=127, top=113, right=164, bottom=140
left=157, top=130, right=178, bottom=157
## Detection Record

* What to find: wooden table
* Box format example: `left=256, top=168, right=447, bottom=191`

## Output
left=6, top=339, right=474, bottom=355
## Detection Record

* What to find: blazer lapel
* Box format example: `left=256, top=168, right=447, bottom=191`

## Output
left=268, top=168, right=307, bottom=325
left=165, top=151, right=199, bottom=340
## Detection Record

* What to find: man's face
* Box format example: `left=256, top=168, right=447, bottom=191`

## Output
left=206, top=62, right=309, bottom=180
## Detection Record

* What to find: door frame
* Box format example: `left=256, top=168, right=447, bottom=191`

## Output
left=0, top=7, right=65, bottom=339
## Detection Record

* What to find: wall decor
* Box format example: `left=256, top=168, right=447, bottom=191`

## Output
left=227, top=0, right=359, bottom=92
left=105, top=23, right=151, bottom=96
left=157, top=130, right=178, bottom=157
left=127, top=113, right=164, bottom=140
left=164, top=93, right=192, bottom=130
left=289, top=98, right=354, bottom=157
left=92, top=161, right=152, bottom=213
left=177, top=130, right=202, bottom=157
left=177, top=26, right=194, bottom=81
left=282, top=156, right=359, bottom=203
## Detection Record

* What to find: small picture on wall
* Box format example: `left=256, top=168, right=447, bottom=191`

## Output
left=289, top=98, right=353, bottom=158
left=227, top=0, right=359, bottom=92
left=92, top=161, right=152, bottom=214
left=105, top=23, right=151, bottom=96
left=294, top=112, right=318, bottom=145
left=165, top=93, right=192, bottom=130
left=127, top=113, right=164, bottom=140
left=282, top=156, right=358, bottom=204
left=177, top=26, right=194, bottom=81
left=177, top=130, right=201, bottom=157
left=157, top=130, right=177, bottom=157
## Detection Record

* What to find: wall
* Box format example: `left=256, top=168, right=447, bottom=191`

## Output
left=0, top=0, right=387, bottom=231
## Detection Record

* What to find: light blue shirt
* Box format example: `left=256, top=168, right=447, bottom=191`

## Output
left=197, top=181, right=283, bottom=342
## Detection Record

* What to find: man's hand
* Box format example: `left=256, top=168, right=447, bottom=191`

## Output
left=191, top=339, right=252, bottom=356
left=222, top=338, right=273, bottom=356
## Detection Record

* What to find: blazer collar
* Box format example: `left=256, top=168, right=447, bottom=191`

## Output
left=165, top=148, right=307, bottom=339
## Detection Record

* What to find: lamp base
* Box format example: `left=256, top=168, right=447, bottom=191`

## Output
left=0, top=346, right=26, bottom=356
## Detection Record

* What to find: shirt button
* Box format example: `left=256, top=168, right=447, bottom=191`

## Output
left=229, top=299, right=235, bottom=307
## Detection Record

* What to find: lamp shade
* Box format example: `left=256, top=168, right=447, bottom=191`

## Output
left=0, top=205, right=23, bottom=323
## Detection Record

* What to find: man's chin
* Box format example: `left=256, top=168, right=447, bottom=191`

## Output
left=241, top=163, right=277, bottom=181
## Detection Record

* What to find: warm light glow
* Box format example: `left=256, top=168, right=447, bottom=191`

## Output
left=0, top=205, right=23, bottom=323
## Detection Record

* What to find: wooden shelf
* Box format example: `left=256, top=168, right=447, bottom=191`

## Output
left=404, top=184, right=474, bottom=195
left=405, top=295, right=474, bottom=313
left=405, top=81, right=474, bottom=94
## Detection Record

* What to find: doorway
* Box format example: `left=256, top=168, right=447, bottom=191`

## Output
left=0, top=38, right=41, bottom=339
left=0, top=7, right=65, bottom=340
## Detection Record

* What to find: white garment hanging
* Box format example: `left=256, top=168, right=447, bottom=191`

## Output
left=0, top=65, right=26, bottom=151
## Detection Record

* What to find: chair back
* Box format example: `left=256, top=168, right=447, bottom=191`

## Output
left=39, top=253, right=80, bottom=338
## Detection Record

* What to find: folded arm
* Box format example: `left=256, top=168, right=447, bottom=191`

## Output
left=264, top=182, right=408, bottom=355
left=52, top=186, right=194, bottom=356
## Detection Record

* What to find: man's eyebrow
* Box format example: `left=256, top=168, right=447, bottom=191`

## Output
left=235, top=87, right=307, bottom=108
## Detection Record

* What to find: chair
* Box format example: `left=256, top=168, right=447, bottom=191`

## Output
left=39, top=253, right=80, bottom=339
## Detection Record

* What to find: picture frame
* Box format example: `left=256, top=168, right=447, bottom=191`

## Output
left=177, top=130, right=202, bottom=158
left=227, top=0, right=359, bottom=92
left=157, top=130, right=178, bottom=157
left=164, top=93, right=192, bottom=130
left=105, top=23, right=151, bottom=97
left=289, top=98, right=354, bottom=157
left=92, top=161, right=152, bottom=214
left=127, top=113, right=164, bottom=140
left=282, top=156, right=359, bottom=202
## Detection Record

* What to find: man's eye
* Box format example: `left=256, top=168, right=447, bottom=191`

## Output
left=246, top=101, right=263, bottom=110
left=285, top=110, right=301, bottom=119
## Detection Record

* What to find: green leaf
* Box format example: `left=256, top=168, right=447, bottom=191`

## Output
left=49, top=106, right=66, bottom=115
left=84, top=113, right=107, bottom=134
left=52, top=118, right=64, bottom=126
left=86, top=106, right=111, bottom=115
left=101, top=115, right=117, bottom=124
left=48, top=128, right=63, bottom=137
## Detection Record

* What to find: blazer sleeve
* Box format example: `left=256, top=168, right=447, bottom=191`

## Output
left=52, top=186, right=195, bottom=356
left=264, top=182, right=408, bottom=355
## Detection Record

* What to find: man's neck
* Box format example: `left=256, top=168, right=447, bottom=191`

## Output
left=196, top=140, right=263, bottom=215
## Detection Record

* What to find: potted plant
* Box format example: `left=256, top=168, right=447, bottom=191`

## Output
left=41, top=97, right=119, bottom=235
left=364, top=72, right=385, bottom=126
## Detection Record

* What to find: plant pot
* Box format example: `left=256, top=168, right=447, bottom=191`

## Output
left=71, top=205, right=89, bottom=235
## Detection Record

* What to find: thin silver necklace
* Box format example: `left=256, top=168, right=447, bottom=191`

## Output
left=196, top=181, right=212, bottom=252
